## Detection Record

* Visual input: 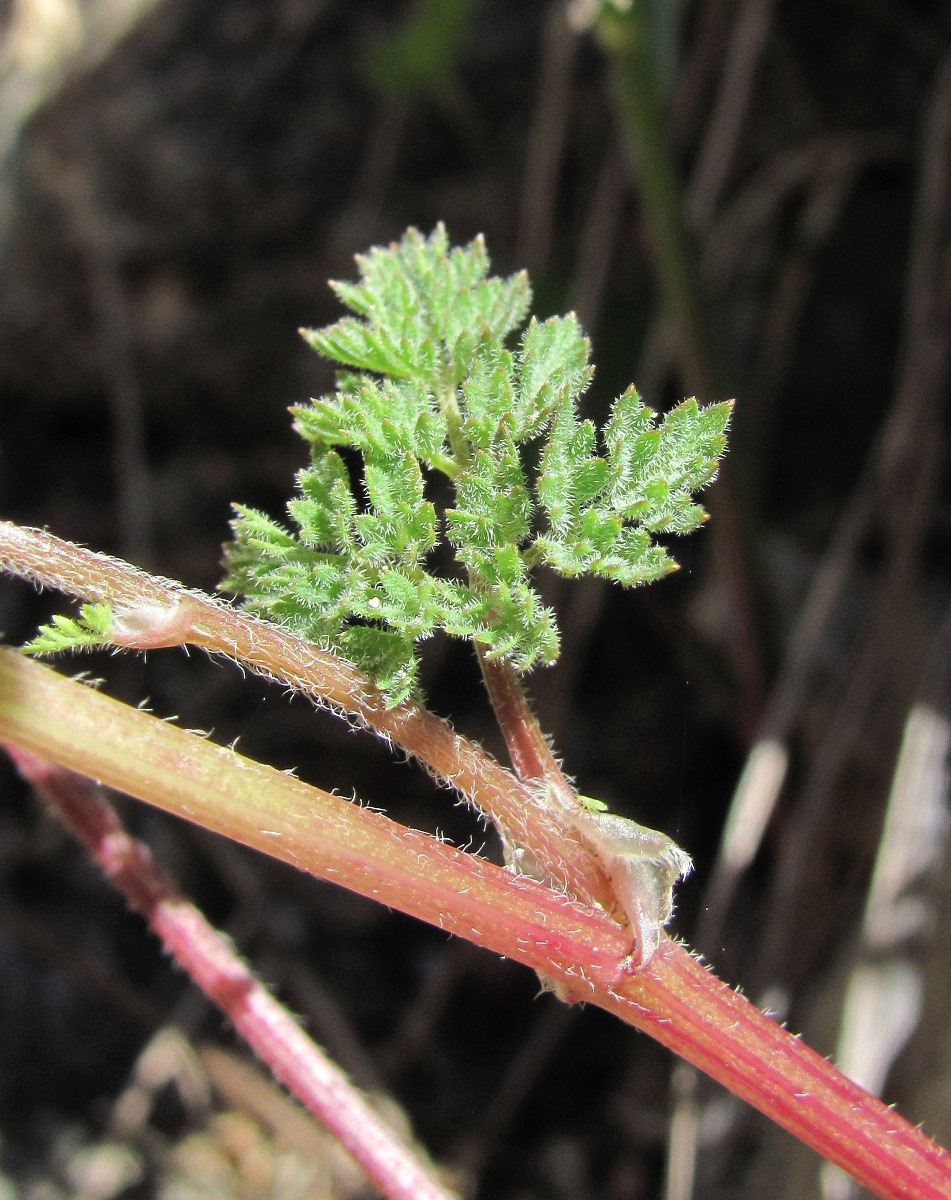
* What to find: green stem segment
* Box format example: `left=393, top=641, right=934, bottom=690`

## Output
left=596, top=8, right=717, bottom=400
left=1, top=649, right=950, bottom=1200
left=595, top=9, right=767, bottom=718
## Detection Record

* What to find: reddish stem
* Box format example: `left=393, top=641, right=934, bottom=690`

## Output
left=606, top=941, right=951, bottom=1200
left=477, top=649, right=566, bottom=786
left=1, top=651, right=949, bottom=1200
left=473, top=643, right=945, bottom=1196
left=0, top=521, right=613, bottom=912
left=5, top=742, right=457, bottom=1200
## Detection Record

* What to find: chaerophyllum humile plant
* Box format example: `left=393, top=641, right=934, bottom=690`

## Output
left=3, top=226, right=950, bottom=1200
left=224, top=223, right=729, bottom=706
left=222, top=222, right=723, bottom=958
left=31, top=223, right=727, bottom=963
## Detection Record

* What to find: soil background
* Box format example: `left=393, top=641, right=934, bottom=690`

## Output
left=2, top=2, right=951, bottom=1198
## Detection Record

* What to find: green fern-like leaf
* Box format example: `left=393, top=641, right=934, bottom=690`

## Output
left=301, top=224, right=531, bottom=393
left=24, top=602, right=114, bottom=656
left=223, top=225, right=731, bottom=703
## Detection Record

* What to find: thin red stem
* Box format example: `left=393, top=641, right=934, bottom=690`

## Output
left=477, top=648, right=567, bottom=787
left=5, top=742, right=457, bottom=1200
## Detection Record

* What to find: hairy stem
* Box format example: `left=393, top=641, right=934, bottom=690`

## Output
left=0, top=520, right=615, bottom=912
left=1, top=650, right=949, bottom=1200
left=476, top=648, right=577, bottom=814
left=3, top=741, right=456, bottom=1200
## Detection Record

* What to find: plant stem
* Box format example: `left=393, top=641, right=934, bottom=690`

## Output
left=2, top=650, right=950, bottom=1200
left=3, top=740, right=457, bottom=1200
left=0, top=520, right=616, bottom=912
left=0, top=648, right=633, bottom=1005
left=476, top=648, right=567, bottom=787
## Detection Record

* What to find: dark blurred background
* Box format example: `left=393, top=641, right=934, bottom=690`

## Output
left=1, top=1, right=950, bottom=1197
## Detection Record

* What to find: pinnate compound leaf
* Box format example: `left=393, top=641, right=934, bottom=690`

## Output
left=220, top=226, right=730, bottom=703
left=309, top=224, right=531, bottom=390
left=447, top=440, right=532, bottom=564
left=535, top=391, right=731, bottom=587
left=605, top=396, right=733, bottom=533
left=460, top=339, right=517, bottom=448
left=301, top=318, right=421, bottom=379
left=24, top=602, right=114, bottom=656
